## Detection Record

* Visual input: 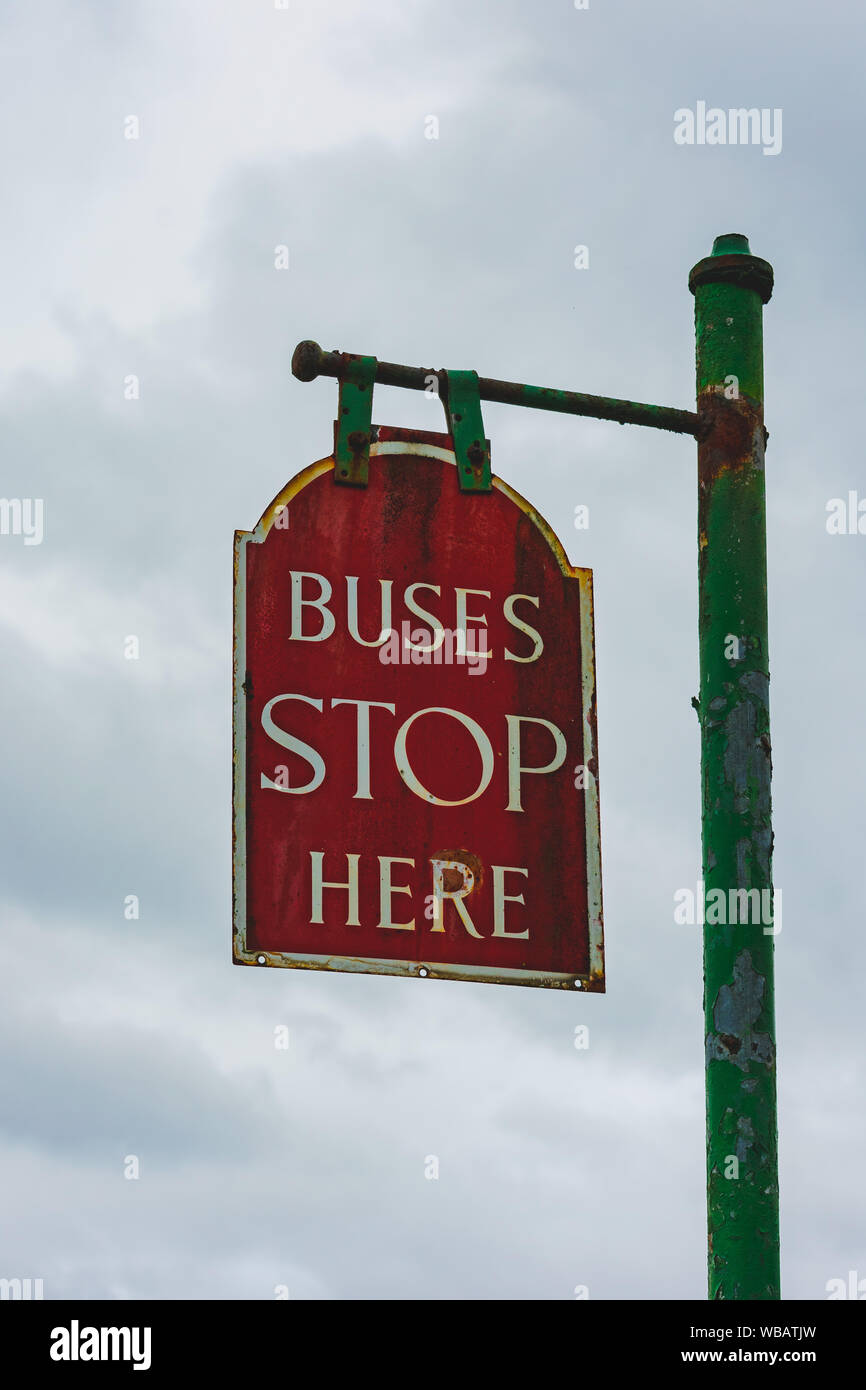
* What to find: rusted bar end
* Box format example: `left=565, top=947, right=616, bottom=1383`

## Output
left=291, top=340, right=326, bottom=382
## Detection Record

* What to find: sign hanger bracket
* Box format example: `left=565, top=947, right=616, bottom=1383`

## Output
left=443, top=369, right=491, bottom=491
left=334, top=352, right=377, bottom=486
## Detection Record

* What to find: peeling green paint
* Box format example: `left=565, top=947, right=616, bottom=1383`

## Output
left=691, top=236, right=780, bottom=1301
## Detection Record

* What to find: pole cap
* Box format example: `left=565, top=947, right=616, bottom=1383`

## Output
left=689, top=234, right=773, bottom=303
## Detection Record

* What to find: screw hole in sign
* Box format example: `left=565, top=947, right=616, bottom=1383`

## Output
left=257, top=955, right=266, bottom=965
left=419, top=967, right=429, bottom=978
left=574, top=980, right=582, bottom=989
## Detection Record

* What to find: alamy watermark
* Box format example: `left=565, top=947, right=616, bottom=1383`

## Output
left=0, top=498, right=43, bottom=545
left=50, top=1322, right=151, bottom=1371
left=674, top=881, right=781, bottom=935
left=674, top=103, right=782, bottom=157
left=378, top=622, right=488, bottom=676
left=0, top=1277, right=43, bottom=1299
left=826, top=1270, right=866, bottom=1299
left=826, top=491, right=866, bottom=534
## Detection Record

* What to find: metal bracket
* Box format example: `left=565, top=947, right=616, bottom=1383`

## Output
left=334, top=353, right=377, bottom=486
left=444, top=370, right=491, bottom=492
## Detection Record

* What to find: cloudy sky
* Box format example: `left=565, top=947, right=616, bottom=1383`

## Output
left=1, top=0, right=863, bottom=1300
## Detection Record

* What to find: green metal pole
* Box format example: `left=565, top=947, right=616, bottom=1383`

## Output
left=690, top=234, right=779, bottom=1299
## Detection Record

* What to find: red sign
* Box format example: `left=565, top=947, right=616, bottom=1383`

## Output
left=233, top=426, right=603, bottom=990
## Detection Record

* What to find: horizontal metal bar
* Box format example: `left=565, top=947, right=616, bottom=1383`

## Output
left=292, top=340, right=701, bottom=438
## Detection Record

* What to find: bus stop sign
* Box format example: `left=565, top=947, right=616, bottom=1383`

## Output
left=233, top=425, right=603, bottom=990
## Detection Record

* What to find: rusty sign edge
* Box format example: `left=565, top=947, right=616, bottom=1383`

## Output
left=232, top=439, right=604, bottom=992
